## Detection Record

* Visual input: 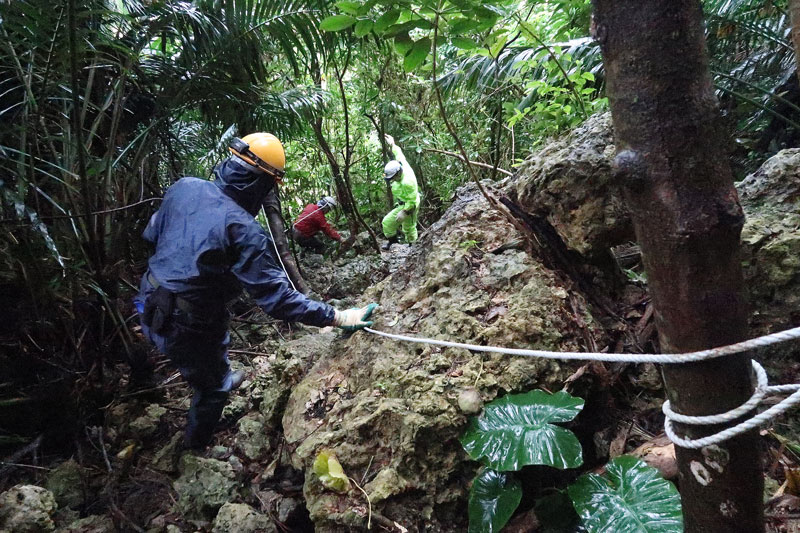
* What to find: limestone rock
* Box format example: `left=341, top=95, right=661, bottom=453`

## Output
left=257, top=331, right=338, bottom=426
left=300, top=254, right=386, bottom=303
left=0, top=485, right=57, bottom=532
left=276, top=497, right=303, bottom=524
left=457, top=389, right=483, bottom=415
left=45, top=459, right=84, bottom=509
left=129, top=404, right=167, bottom=439
left=739, top=148, right=800, bottom=334
left=503, top=116, right=800, bottom=338
left=55, top=514, right=114, bottom=533
left=212, top=503, right=275, bottom=533
left=235, top=414, right=271, bottom=460
left=221, top=394, right=249, bottom=421
left=364, top=468, right=408, bottom=503
left=282, top=183, right=603, bottom=531
left=506, top=112, right=631, bottom=260
left=173, top=455, right=238, bottom=520
left=150, top=432, right=184, bottom=473
left=328, top=255, right=385, bottom=300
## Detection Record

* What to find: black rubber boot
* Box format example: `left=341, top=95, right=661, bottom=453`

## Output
left=382, top=236, right=399, bottom=250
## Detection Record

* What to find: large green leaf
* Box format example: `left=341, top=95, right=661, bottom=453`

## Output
left=460, top=390, right=584, bottom=471
left=448, top=17, right=480, bottom=34
left=319, top=14, right=356, bottom=32
left=354, top=19, right=373, bottom=38
left=468, top=469, right=521, bottom=533
left=374, top=8, right=400, bottom=34
left=394, top=32, right=413, bottom=55
left=335, top=1, right=360, bottom=15
left=404, top=37, right=430, bottom=72
left=451, top=36, right=477, bottom=50
left=568, top=456, right=683, bottom=533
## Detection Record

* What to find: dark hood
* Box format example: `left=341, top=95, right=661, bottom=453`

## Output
left=213, top=156, right=275, bottom=216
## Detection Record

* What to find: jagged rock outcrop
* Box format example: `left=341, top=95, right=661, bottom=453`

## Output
left=506, top=112, right=632, bottom=261
left=280, top=184, right=605, bottom=531
left=299, top=252, right=386, bottom=302
left=0, top=485, right=58, bottom=532
left=255, top=331, right=338, bottom=426
left=172, top=455, right=239, bottom=520
left=45, top=459, right=84, bottom=510
left=738, top=148, right=800, bottom=335
left=508, top=115, right=800, bottom=337
left=212, top=503, right=276, bottom=533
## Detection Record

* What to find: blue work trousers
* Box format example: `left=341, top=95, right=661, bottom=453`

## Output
left=136, top=276, right=235, bottom=449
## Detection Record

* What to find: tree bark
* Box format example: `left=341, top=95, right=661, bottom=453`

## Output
left=262, top=189, right=309, bottom=294
left=790, top=0, right=800, bottom=86
left=591, top=1, right=763, bottom=532
left=310, top=119, right=359, bottom=250
left=364, top=111, right=394, bottom=211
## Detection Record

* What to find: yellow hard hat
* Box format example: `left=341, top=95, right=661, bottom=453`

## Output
left=229, top=132, right=286, bottom=183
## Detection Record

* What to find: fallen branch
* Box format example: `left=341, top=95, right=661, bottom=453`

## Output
left=229, top=348, right=269, bottom=356
left=423, top=148, right=513, bottom=177
left=0, top=435, right=43, bottom=479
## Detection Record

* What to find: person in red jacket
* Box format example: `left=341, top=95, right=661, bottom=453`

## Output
left=291, top=196, right=342, bottom=252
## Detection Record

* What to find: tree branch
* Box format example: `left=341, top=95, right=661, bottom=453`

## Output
left=423, top=148, right=513, bottom=176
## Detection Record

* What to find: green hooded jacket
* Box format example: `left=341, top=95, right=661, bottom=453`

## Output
left=390, top=144, right=421, bottom=211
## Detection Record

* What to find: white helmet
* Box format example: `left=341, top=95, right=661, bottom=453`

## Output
left=318, top=196, right=337, bottom=209
left=384, top=160, right=402, bottom=180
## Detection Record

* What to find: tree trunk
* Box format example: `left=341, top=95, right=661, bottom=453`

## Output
left=592, top=1, right=763, bottom=532
left=310, top=119, right=379, bottom=252
left=262, top=189, right=309, bottom=294
left=364, top=111, right=394, bottom=210
left=790, top=0, right=800, bottom=86
left=310, top=120, right=359, bottom=249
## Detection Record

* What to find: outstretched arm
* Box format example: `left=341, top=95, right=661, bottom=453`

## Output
left=228, top=216, right=374, bottom=329
left=229, top=218, right=335, bottom=326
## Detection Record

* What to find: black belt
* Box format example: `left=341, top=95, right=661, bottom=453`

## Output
left=147, top=273, right=196, bottom=314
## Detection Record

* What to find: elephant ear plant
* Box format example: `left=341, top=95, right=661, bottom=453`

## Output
left=459, top=390, right=683, bottom=533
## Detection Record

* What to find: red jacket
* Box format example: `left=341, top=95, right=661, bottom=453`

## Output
left=293, top=204, right=341, bottom=240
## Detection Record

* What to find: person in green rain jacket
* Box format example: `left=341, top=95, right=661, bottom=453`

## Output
left=381, top=135, right=421, bottom=250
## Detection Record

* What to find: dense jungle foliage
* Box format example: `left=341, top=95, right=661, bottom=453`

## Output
left=0, top=0, right=798, bottom=453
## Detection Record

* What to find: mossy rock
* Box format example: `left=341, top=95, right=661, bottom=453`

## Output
left=45, top=459, right=84, bottom=510
left=173, top=456, right=239, bottom=520
left=0, top=485, right=57, bottom=533
left=212, top=503, right=276, bottom=533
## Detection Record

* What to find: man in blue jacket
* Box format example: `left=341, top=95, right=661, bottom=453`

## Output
left=135, top=133, right=376, bottom=450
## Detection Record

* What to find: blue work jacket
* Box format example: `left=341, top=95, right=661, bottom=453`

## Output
left=141, top=157, right=334, bottom=326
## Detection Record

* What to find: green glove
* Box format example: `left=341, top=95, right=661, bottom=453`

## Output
left=333, top=303, right=378, bottom=331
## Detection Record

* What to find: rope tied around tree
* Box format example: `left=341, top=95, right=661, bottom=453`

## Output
left=362, top=325, right=800, bottom=449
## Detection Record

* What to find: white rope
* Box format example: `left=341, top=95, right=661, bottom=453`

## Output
left=261, top=207, right=297, bottom=292
left=661, top=361, right=769, bottom=426
left=363, top=326, right=800, bottom=364
left=363, top=326, right=800, bottom=448
left=665, top=386, right=800, bottom=449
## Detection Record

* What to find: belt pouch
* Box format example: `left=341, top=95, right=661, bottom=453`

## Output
left=143, top=286, right=175, bottom=334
